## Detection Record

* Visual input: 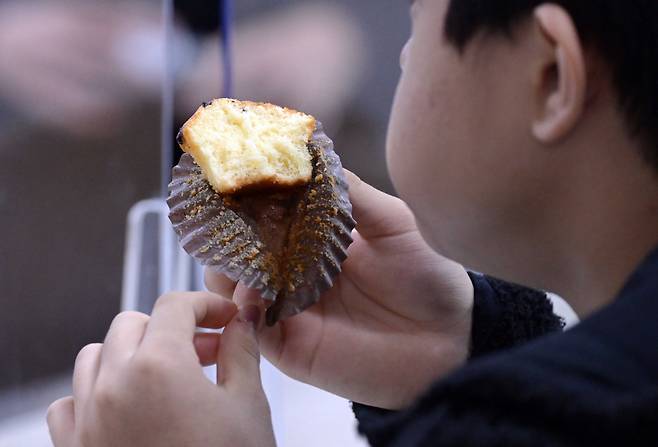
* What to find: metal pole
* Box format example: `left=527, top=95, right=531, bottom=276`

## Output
left=160, top=0, right=175, bottom=198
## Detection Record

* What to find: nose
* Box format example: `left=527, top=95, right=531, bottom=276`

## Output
left=400, top=40, right=411, bottom=70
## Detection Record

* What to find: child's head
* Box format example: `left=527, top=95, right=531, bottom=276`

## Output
left=387, top=0, right=658, bottom=291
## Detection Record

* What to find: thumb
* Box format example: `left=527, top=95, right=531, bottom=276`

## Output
left=217, top=304, right=264, bottom=395
left=344, top=169, right=416, bottom=239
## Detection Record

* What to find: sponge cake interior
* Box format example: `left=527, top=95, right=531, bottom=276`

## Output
left=178, top=99, right=316, bottom=194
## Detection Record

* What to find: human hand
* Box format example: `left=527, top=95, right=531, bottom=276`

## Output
left=0, top=1, right=161, bottom=138
left=206, top=172, right=474, bottom=410
left=46, top=292, right=276, bottom=447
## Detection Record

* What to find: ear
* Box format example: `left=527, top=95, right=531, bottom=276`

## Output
left=531, top=4, right=587, bottom=143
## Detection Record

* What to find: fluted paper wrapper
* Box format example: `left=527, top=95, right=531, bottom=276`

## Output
left=167, top=123, right=355, bottom=325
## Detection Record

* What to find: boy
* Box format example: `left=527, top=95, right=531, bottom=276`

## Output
left=47, top=0, right=658, bottom=445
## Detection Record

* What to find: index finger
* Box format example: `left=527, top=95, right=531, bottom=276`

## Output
left=204, top=268, right=237, bottom=298
left=141, top=292, right=237, bottom=349
left=343, top=170, right=416, bottom=239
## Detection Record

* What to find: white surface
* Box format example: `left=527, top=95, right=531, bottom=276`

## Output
left=262, top=363, right=367, bottom=447
left=0, top=411, right=51, bottom=447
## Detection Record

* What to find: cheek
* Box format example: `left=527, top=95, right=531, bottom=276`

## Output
left=387, top=43, right=436, bottom=194
left=386, top=76, right=432, bottom=210
left=386, top=44, right=516, bottom=262
left=386, top=55, right=470, bottom=224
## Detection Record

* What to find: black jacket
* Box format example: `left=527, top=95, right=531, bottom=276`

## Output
left=354, top=248, right=658, bottom=446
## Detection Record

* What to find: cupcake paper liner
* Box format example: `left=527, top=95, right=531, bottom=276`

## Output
left=167, top=123, right=355, bottom=325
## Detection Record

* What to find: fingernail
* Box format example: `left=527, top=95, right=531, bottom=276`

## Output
left=237, top=304, right=261, bottom=330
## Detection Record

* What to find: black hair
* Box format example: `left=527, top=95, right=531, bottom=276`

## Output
left=444, top=0, right=658, bottom=172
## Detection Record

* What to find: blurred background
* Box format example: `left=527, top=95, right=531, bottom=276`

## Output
left=0, top=0, right=410, bottom=445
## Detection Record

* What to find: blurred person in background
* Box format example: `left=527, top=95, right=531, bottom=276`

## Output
left=0, top=1, right=162, bottom=139
left=0, top=0, right=367, bottom=406
left=0, top=0, right=365, bottom=139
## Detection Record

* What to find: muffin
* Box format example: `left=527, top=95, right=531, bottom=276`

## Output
left=168, top=99, right=355, bottom=325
